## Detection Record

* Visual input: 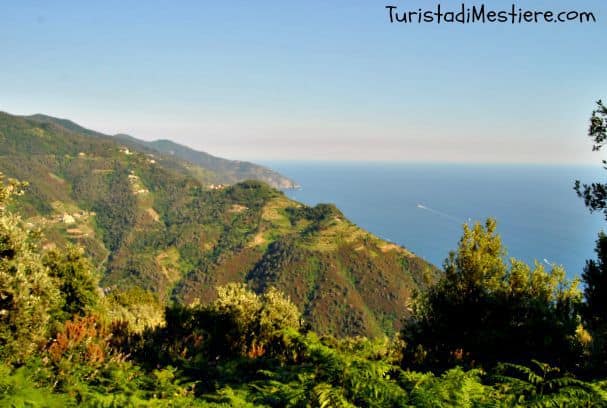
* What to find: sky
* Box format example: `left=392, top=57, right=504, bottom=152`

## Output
left=1, top=0, right=606, bottom=163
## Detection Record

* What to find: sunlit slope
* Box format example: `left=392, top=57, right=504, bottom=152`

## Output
left=0, top=111, right=438, bottom=336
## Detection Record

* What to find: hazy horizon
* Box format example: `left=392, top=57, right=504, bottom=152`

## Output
left=2, top=107, right=605, bottom=166
left=2, top=1, right=606, bottom=164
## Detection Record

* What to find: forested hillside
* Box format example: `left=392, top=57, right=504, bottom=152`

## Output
left=0, top=170, right=605, bottom=406
left=0, top=111, right=437, bottom=337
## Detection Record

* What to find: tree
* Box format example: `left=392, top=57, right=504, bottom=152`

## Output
left=580, top=230, right=607, bottom=374
left=0, top=175, right=60, bottom=362
left=582, top=233, right=607, bottom=335
left=574, top=100, right=607, bottom=373
left=443, top=218, right=507, bottom=293
left=204, top=283, right=301, bottom=358
left=574, top=100, right=607, bottom=219
left=134, top=283, right=302, bottom=366
left=92, top=165, right=137, bottom=253
left=44, top=245, right=100, bottom=321
left=402, top=219, right=581, bottom=371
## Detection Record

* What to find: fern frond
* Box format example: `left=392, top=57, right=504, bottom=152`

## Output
left=312, top=383, right=355, bottom=408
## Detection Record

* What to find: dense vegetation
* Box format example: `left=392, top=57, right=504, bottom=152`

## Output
left=0, top=111, right=437, bottom=338
left=0, top=170, right=606, bottom=406
left=1, top=102, right=607, bottom=406
left=402, top=219, right=582, bottom=372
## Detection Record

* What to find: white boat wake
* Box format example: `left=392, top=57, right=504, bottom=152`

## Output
left=416, top=203, right=463, bottom=223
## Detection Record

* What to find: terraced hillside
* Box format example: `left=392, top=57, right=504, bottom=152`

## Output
left=0, top=111, right=439, bottom=337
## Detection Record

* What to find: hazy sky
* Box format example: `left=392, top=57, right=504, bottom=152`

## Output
left=1, top=0, right=606, bottom=163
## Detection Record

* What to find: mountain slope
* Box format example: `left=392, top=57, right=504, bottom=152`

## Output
left=115, top=134, right=299, bottom=189
left=0, top=111, right=439, bottom=337
left=27, top=114, right=297, bottom=189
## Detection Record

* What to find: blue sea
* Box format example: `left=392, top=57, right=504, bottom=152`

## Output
left=263, top=162, right=604, bottom=279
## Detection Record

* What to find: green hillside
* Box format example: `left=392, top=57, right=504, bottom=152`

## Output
left=0, top=111, right=438, bottom=337
left=27, top=113, right=298, bottom=189
left=115, top=134, right=299, bottom=189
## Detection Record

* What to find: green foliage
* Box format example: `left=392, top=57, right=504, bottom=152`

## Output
left=403, top=218, right=582, bottom=371
left=493, top=360, right=607, bottom=406
left=400, top=367, right=496, bottom=407
left=581, top=232, right=607, bottom=333
left=574, top=100, right=607, bottom=376
left=224, top=180, right=278, bottom=207
left=92, top=165, right=137, bottom=253
left=258, top=287, right=302, bottom=340
left=246, top=331, right=409, bottom=407
left=581, top=232, right=607, bottom=375
left=444, top=218, right=506, bottom=292
left=286, top=203, right=343, bottom=227
left=0, top=175, right=60, bottom=363
left=162, top=283, right=301, bottom=361
left=575, top=100, right=607, bottom=219
left=208, top=282, right=266, bottom=356
left=0, top=363, right=69, bottom=407
left=44, top=245, right=100, bottom=320
left=103, top=286, right=164, bottom=332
